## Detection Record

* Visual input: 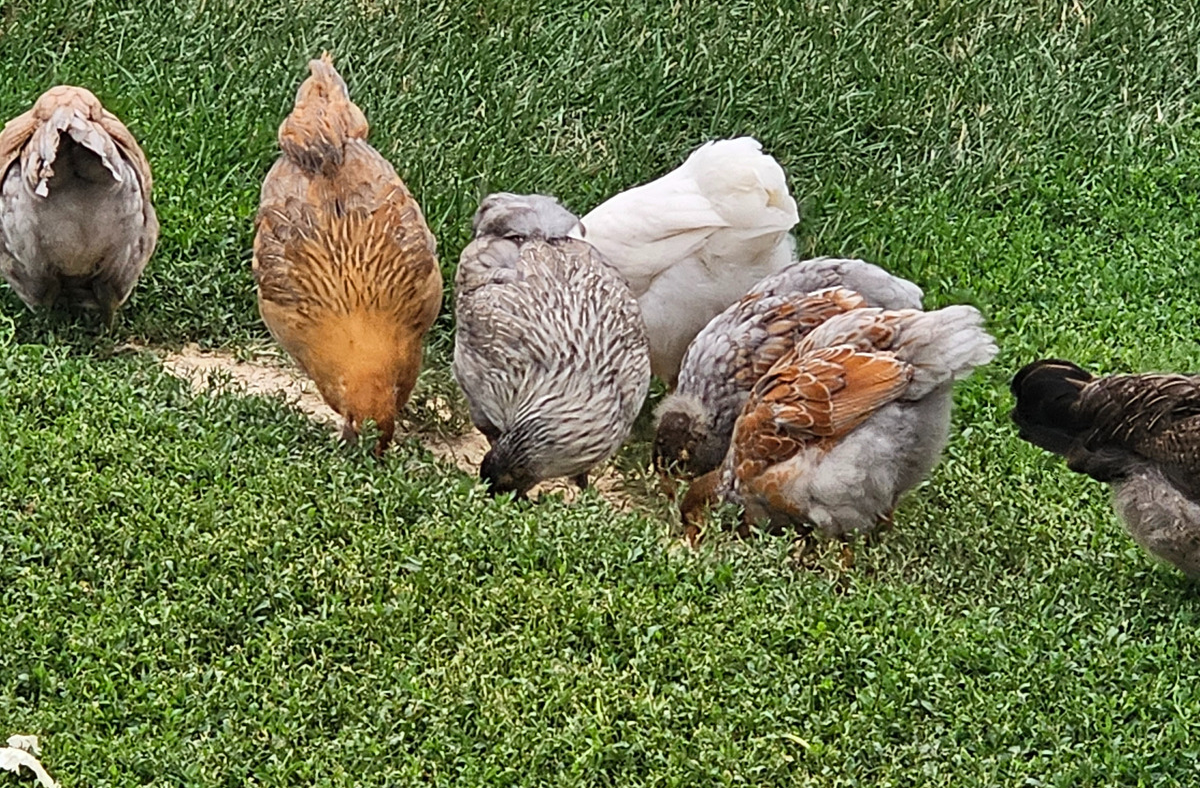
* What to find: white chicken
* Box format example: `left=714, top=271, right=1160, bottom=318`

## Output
left=571, top=137, right=799, bottom=383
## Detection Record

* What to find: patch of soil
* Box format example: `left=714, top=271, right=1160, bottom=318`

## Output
left=157, top=344, right=637, bottom=511
left=162, top=344, right=337, bottom=424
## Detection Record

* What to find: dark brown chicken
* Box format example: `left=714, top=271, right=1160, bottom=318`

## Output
left=1011, top=359, right=1200, bottom=576
left=253, top=54, right=442, bottom=455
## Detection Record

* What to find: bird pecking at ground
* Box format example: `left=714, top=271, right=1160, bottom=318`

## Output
left=454, top=192, right=651, bottom=498
left=682, top=304, right=997, bottom=543
left=653, top=257, right=925, bottom=479
left=253, top=53, right=443, bottom=456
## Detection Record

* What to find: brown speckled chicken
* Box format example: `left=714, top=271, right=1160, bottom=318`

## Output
left=682, top=305, right=996, bottom=541
left=0, top=86, right=158, bottom=324
left=1012, top=360, right=1200, bottom=577
left=253, top=54, right=442, bottom=455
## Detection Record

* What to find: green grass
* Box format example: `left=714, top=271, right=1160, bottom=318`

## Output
left=3, top=0, right=1200, bottom=785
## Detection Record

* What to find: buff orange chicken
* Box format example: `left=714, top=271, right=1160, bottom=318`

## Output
left=253, top=54, right=442, bottom=455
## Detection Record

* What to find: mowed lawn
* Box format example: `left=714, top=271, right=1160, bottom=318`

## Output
left=3, top=0, right=1200, bottom=785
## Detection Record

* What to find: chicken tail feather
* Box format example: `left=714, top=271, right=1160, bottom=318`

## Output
left=277, top=52, right=369, bottom=177
left=23, top=103, right=125, bottom=197
left=895, top=305, right=998, bottom=398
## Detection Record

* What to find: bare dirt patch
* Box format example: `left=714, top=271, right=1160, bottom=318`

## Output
left=156, top=344, right=638, bottom=511
left=162, top=344, right=337, bottom=424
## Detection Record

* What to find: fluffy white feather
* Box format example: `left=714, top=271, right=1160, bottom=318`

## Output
left=572, top=137, right=799, bottom=382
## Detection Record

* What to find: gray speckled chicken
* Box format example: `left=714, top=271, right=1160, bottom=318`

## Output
left=454, top=193, right=651, bottom=497
left=682, top=305, right=996, bottom=540
left=1011, top=360, right=1200, bottom=577
left=0, top=86, right=157, bottom=324
left=654, top=257, right=924, bottom=477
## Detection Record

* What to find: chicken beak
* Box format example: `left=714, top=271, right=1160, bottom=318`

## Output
left=651, top=449, right=688, bottom=501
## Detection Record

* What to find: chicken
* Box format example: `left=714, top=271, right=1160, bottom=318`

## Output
left=1011, top=359, right=1200, bottom=577
left=253, top=54, right=442, bottom=456
left=654, top=257, right=924, bottom=477
left=0, top=86, right=158, bottom=325
left=570, top=137, right=799, bottom=384
left=454, top=193, right=650, bottom=497
left=681, top=305, right=997, bottom=540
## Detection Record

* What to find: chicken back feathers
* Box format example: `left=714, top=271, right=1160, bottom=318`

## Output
left=1012, top=360, right=1200, bottom=490
left=454, top=193, right=650, bottom=496
left=0, top=85, right=157, bottom=320
left=742, top=256, right=924, bottom=312
left=797, top=305, right=998, bottom=399
left=730, top=346, right=914, bottom=483
left=686, top=304, right=996, bottom=537
left=1011, top=360, right=1200, bottom=576
left=571, top=137, right=800, bottom=383
left=253, top=54, right=442, bottom=454
left=655, top=257, right=924, bottom=477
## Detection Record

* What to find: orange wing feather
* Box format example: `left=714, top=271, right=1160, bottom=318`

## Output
left=730, top=345, right=913, bottom=481
left=734, top=287, right=870, bottom=387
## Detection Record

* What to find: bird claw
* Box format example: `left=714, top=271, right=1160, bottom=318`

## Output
left=876, top=509, right=895, bottom=532
left=655, top=467, right=679, bottom=501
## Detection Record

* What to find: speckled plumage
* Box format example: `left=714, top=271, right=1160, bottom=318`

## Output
left=253, top=54, right=442, bottom=455
left=454, top=193, right=651, bottom=496
left=1011, top=360, right=1200, bottom=576
left=683, top=305, right=997, bottom=539
left=0, top=85, right=158, bottom=322
left=654, top=257, right=924, bottom=476
left=570, top=137, right=799, bottom=384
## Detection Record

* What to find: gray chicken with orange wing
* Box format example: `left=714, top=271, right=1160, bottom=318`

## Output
left=683, top=305, right=996, bottom=540
left=654, top=257, right=924, bottom=478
